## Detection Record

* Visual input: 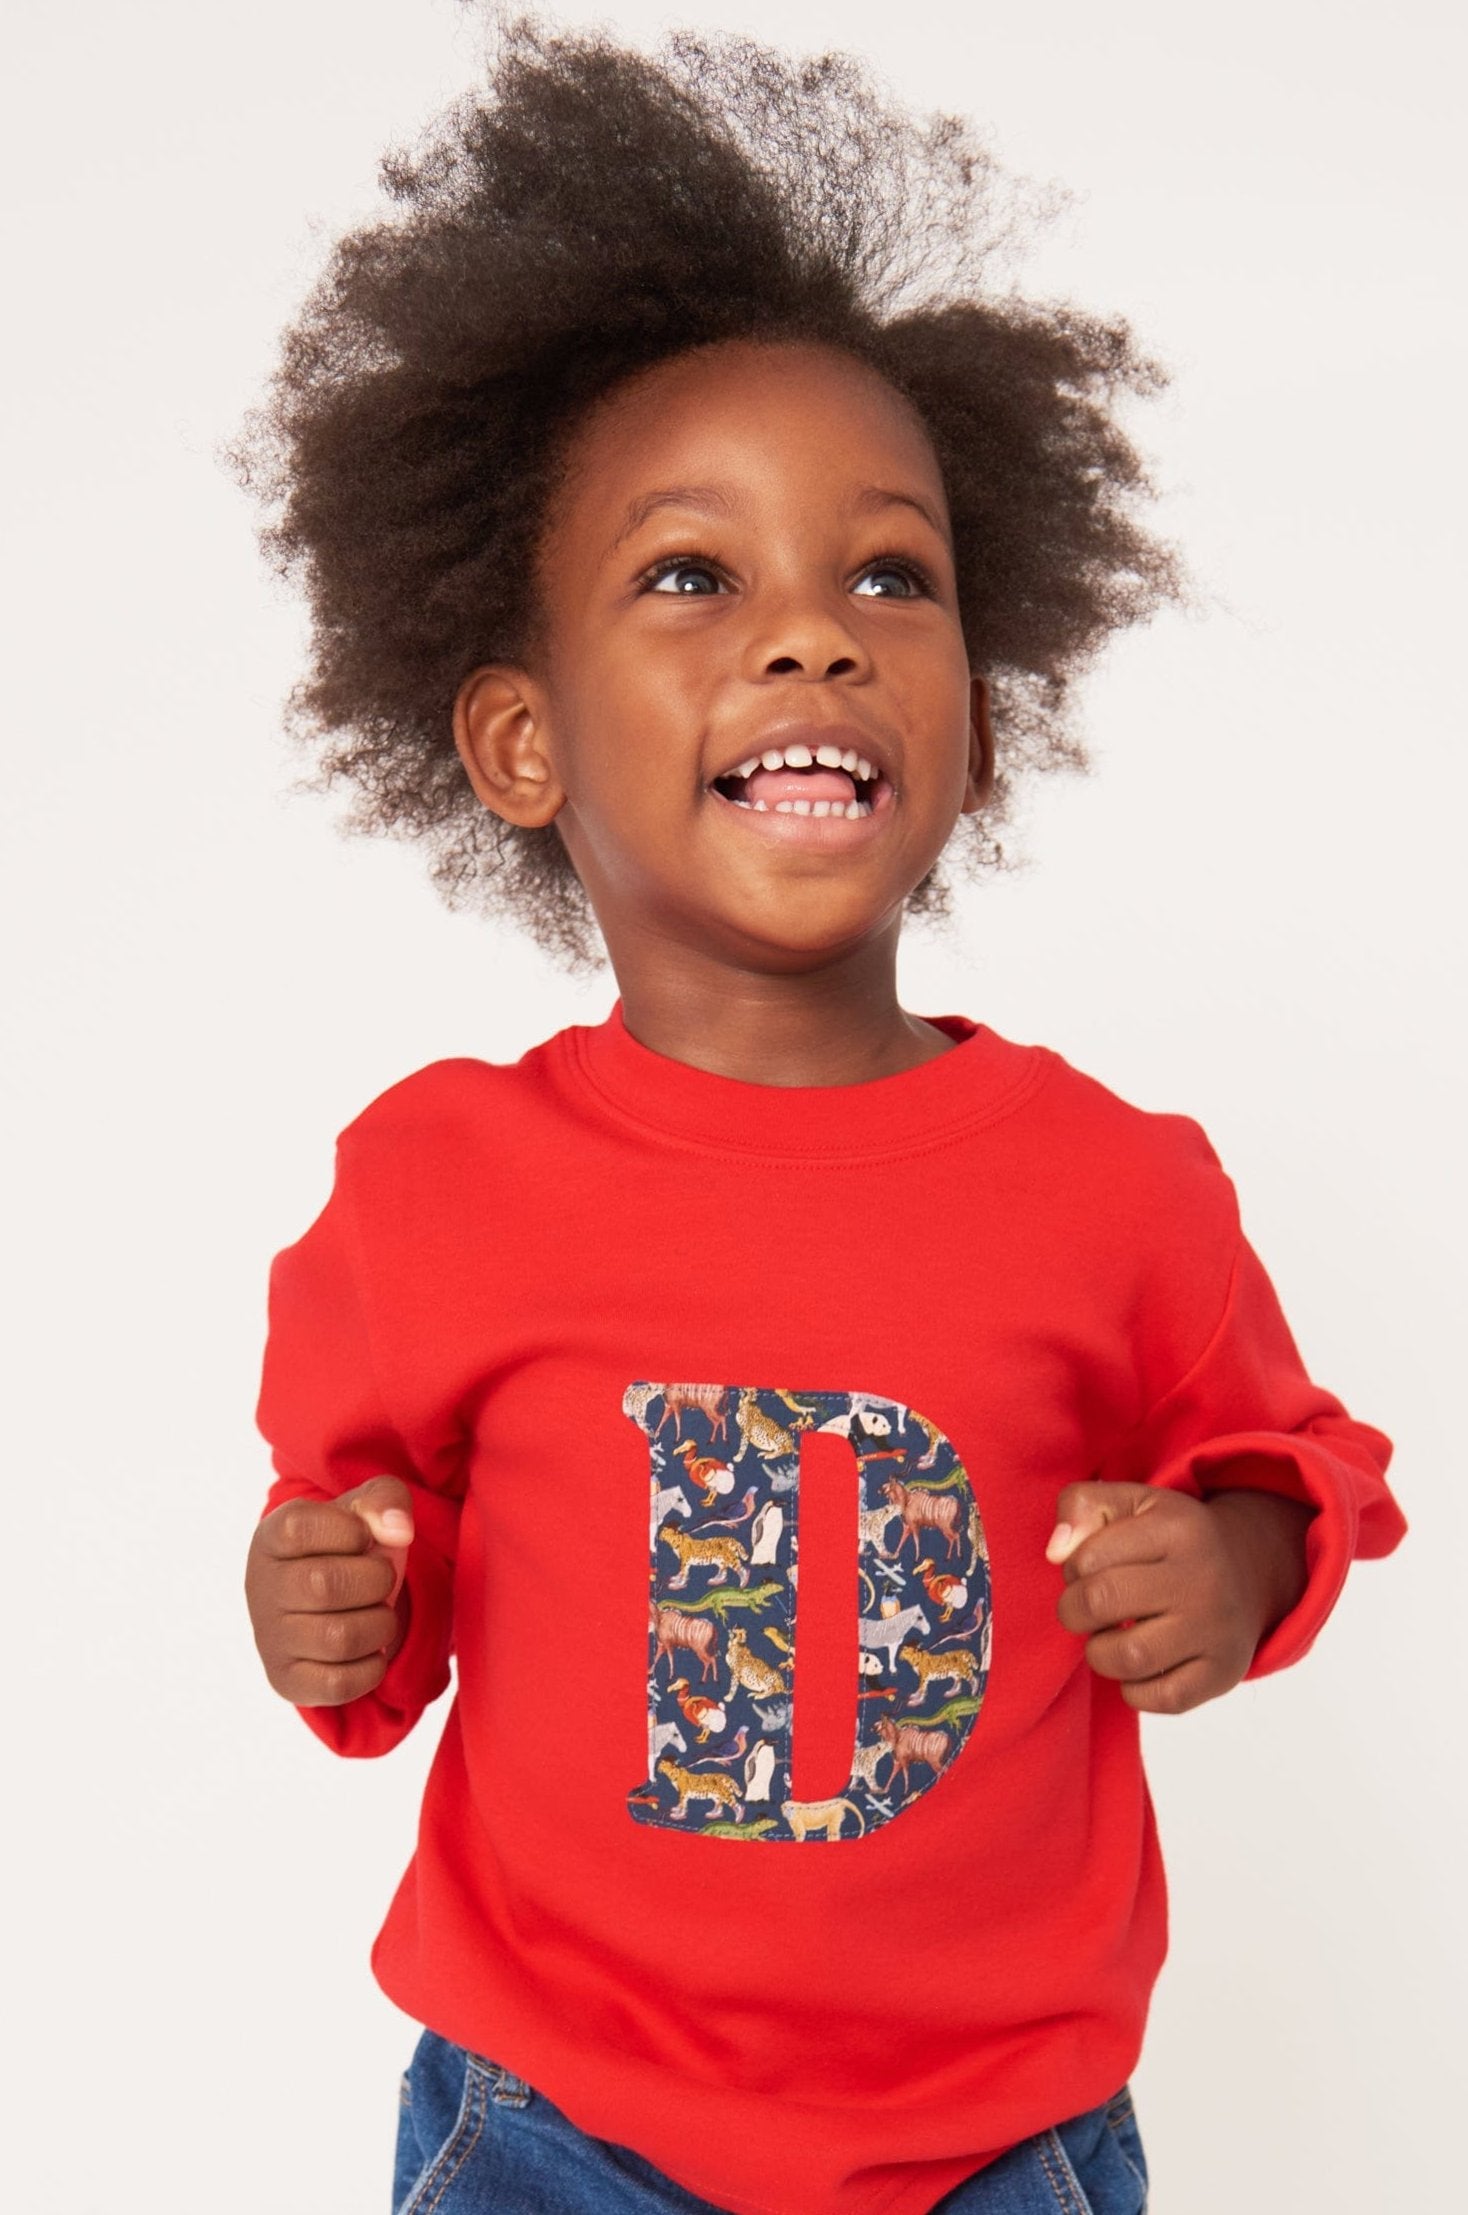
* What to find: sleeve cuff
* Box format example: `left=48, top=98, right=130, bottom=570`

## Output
left=1150, top=1431, right=1358, bottom=1680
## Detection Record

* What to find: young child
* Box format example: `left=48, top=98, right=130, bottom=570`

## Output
left=240, top=19, right=1408, bottom=2215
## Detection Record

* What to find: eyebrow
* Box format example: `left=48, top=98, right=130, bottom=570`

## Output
left=849, top=484, right=950, bottom=543
left=604, top=485, right=738, bottom=561
left=602, top=480, right=950, bottom=563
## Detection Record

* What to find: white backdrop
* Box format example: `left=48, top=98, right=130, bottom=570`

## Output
left=4, top=2, right=1461, bottom=2208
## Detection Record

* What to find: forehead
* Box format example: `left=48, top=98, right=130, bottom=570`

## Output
left=547, top=340, right=948, bottom=549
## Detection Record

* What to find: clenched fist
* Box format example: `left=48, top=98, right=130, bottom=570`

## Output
left=1045, top=1478, right=1316, bottom=1714
left=246, top=1475, right=415, bottom=1708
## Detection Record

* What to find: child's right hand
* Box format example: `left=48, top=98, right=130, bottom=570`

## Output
left=246, top=1475, right=415, bottom=1708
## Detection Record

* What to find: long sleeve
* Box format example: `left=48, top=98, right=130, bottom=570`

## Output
left=1098, top=1208, right=1407, bottom=1682
left=254, top=1133, right=465, bottom=1755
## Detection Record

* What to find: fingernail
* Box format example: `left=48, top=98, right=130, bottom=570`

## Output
left=1045, top=1522, right=1074, bottom=1563
left=379, top=1509, right=413, bottom=1541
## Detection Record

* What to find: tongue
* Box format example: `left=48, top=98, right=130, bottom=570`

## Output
left=744, top=766, right=856, bottom=807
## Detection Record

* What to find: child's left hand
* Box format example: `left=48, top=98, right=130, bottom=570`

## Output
left=1046, top=1480, right=1317, bottom=1713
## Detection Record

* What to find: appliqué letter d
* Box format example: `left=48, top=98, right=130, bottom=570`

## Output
left=623, top=1383, right=991, bottom=1842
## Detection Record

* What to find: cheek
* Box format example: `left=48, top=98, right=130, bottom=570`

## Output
left=555, top=711, right=689, bottom=847
left=570, top=652, right=706, bottom=785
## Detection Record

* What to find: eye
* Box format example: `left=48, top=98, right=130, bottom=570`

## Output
left=642, top=556, right=727, bottom=596
left=852, top=558, right=933, bottom=599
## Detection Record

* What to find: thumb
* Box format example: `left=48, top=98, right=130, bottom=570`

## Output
left=339, top=1473, right=415, bottom=1548
left=1045, top=1480, right=1154, bottom=1565
left=340, top=1476, right=414, bottom=1606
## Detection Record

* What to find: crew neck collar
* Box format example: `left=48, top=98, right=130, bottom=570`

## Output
left=561, top=996, right=1045, bottom=1161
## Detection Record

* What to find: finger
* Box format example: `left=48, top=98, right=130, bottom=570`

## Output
left=1046, top=1481, right=1154, bottom=1565
left=276, top=1650, right=390, bottom=1710
left=1119, top=1656, right=1220, bottom=1716
left=275, top=1549, right=399, bottom=1614
left=1083, top=1614, right=1202, bottom=1685
left=1057, top=1561, right=1187, bottom=1639
left=279, top=1603, right=402, bottom=1668
left=1058, top=1524, right=1172, bottom=1590
left=255, top=1498, right=378, bottom=1561
left=363, top=1538, right=410, bottom=1610
left=1058, top=1493, right=1196, bottom=1585
left=340, top=1478, right=416, bottom=1552
left=339, top=1484, right=414, bottom=1608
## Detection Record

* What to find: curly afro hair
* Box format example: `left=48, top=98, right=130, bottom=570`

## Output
left=229, top=9, right=1185, bottom=974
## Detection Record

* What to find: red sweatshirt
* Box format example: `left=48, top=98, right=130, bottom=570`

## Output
left=254, top=1002, right=1406, bottom=2215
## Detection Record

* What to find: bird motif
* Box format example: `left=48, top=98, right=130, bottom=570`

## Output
left=699, top=1485, right=760, bottom=1529
left=668, top=1675, right=728, bottom=1744
left=915, top=1553, right=969, bottom=1623
left=673, top=1437, right=737, bottom=1506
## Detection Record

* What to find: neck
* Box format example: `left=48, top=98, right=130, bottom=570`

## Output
left=604, top=933, right=955, bottom=1088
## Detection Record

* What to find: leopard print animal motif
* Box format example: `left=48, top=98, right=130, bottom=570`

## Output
left=724, top=1624, right=788, bottom=1700
left=624, top=1384, right=991, bottom=1844
left=658, top=1522, right=750, bottom=1589
left=732, top=1388, right=810, bottom=1462
left=656, top=1757, right=742, bottom=1820
left=897, top=1641, right=981, bottom=1702
left=858, top=1498, right=900, bottom=1555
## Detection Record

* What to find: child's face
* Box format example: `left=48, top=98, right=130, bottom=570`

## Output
left=454, top=339, right=991, bottom=977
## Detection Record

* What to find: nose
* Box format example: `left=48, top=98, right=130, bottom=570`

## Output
left=746, top=589, right=871, bottom=683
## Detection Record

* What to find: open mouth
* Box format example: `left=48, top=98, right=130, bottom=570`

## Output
left=708, top=757, right=890, bottom=820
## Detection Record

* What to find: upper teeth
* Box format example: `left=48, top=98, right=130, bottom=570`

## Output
left=724, top=743, right=879, bottom=782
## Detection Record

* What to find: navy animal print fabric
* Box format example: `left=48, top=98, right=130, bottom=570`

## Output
left=623, top=1385, right=991, bottom=1842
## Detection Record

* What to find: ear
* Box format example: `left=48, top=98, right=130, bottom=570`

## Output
left=452, top=665, right=565, bottom=828
left=960, top=674, right=995, bottom=815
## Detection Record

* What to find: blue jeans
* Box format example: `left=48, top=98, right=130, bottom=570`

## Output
left=392, top=2028, right=1149, bottom=2214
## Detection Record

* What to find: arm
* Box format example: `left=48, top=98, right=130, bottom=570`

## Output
left=1050, top=1220, right=1407, bottom=1705
left=1156, top=1237, right=1401, bottom=1679
left=252, top=1132, right=465, bottom=1756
